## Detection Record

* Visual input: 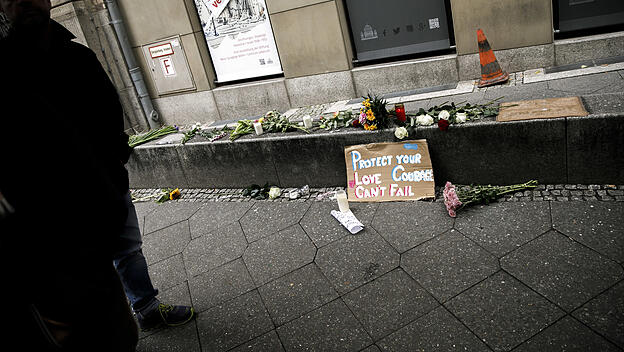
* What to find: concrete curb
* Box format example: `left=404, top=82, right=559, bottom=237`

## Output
left=127, top=111, right=624, bottom=189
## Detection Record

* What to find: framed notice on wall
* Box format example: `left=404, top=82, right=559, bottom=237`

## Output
left=194, top=0, right=283, bottom=82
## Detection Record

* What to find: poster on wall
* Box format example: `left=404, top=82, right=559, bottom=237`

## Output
left=194, top=0, right=283, bottom=82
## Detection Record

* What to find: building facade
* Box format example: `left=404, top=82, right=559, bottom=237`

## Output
left=35, top=0, right=624, bottom=129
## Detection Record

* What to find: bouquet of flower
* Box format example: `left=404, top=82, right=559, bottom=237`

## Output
left=319, top=110, right=358, bottom=130
left=443, top=180, right=538, bottom=217
left=156, top=188, right=181, bottom=204
left=128, top=125, right=179, bottom=147
left=230, top=110, right=309, bottom=141
left=359, top=94, right=391, bottom=131
left=262, top=110, right=309, bottom=134
left=410, top=98, right=502, bottom=132
left=242, top=183, right=281, bottom=200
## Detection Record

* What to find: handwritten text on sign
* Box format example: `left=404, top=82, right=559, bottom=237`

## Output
left=345, top=140, right=435, bottom=202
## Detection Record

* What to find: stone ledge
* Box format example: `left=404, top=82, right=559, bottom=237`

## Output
left=127, top=112, right=624, bottom=189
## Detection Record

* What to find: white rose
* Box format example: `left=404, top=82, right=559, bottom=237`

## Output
left=417, top=114, right=434, bottom=126
left=456, top=112, right=467, bottom=123
left=394, top=127, right=409, bottom=139
left=268, top=187, right=281, bottom=199
left=438, top=110, right=450, bottom=120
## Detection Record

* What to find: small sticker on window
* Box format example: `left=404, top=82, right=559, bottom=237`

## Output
left=429, top=18, right=440, bottom=30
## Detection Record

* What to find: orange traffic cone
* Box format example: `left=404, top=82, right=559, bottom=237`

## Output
left=477, top=29, right=509, bottom=88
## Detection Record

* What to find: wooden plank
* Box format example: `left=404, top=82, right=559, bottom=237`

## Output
left=497, top=97, right=589, bottom=122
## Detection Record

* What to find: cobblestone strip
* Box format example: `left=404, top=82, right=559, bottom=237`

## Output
left=131, top=184, right=624, bottom=204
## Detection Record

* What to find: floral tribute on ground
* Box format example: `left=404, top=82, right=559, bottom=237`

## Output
left=443, top=180, right=539, bottom=217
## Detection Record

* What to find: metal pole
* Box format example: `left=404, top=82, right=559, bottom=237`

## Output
left=104, top=0, right=160, bottom=130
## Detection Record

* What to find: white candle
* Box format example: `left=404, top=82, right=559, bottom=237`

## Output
left=302, top=115, right=313, bottom=129
left=336, top=190, right=350, bottom=213
left=253, top=122, right=263, bottom=135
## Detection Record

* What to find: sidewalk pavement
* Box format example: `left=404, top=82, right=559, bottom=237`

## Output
left=133, top=191, right=624, bottom=352
left=132, top=58, right=624, bottom=351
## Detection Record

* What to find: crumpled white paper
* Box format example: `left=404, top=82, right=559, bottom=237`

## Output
left=331, top=210, right=364, bottom=234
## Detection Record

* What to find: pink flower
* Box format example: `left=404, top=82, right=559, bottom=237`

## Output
left=443, top=181, right=462, bottom=218
left=359, top=113, right=367, bottom=125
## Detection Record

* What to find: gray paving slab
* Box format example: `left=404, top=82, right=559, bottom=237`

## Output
left=229, top=330, right=285, bottom=352
left=426, top=90, right=487, bottom=109
left=454, top=202, right=551, bottom=257
left=593, top=78, right=624, bottom=95
left=188, top=258, right=255, bottom=313
left=342, top=268, right=438, bottom=341
left=188, top=202, right=253, bottom=239
left=573, top=280, right=624, bottom=349
left=240, top=202, right=311, bottom=243
left=183, top=221, right=248, bottom=277
left=136, top=321, right=201, bottom=352
left=142, top=221, right=191, bottom=265
left=371, top=202, right=453, bottom=253
left=300, top=202, right=379, bottom=248
left=315, top=228, right=400, bottom=294
left=143, top=202, right=202, bottom=235
left=581, top=92, right=624, bottom=114
left=401, top=230, right=499, bottom=302
left=445, top=271, right=565, bottom=351
left=133, top=201, right=159, bottom=234
left=547, top=72, right=624, bottom=95
left=501, top=231, right=623, bottom=312
left=403, top=99, right=429, bottom=114
left=377, top=306, right=490, bottom=352
left=276, top=299, right=373, bottom=352
left=513, top=316, right=620, bottom=352
left=147, top=254, right=188, bottom=292
left=551, top=202, right=624, bottom=263
left=243, top=224, right=316, bottom=286
left=361, top=345, right=381, bottom=352
left=258, top=263, right=338, bottom=326
left=483, top=82, right=569, bottom=103
left=196, top=290, right=274, bottom=352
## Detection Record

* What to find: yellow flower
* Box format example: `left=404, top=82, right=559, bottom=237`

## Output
left=258, top=117, right=265, bottom=123
left=369, top=124, right=378, bottom=131
left=169, top=188, right=181, bottom=200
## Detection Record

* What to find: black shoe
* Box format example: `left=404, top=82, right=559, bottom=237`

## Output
left=136, top=302, right=196, bottom=331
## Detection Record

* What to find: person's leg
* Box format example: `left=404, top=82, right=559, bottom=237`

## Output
left=112, top=191, right=195, bottom=331
left=112, top=192, right=158, bottom=311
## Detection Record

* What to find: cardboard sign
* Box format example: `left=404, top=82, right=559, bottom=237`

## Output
left=497, top=97, right=588, bottom=122
left=344, top=140, right=435, bottom=202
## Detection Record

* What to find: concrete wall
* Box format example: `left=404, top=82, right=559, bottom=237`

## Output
left=268, top=0, right=350, bottom=78
left=52, top=0, right=621, bottom=128
left=117, top=0, right=219, bottom=126
left=127, top=113, right=624, bottom=188
left=49, top=0, right=149, bottom=132
left=450, top=0, right=554, bottom=55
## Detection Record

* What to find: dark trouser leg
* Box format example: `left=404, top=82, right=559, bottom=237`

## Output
left=112, top=192, right=158, bottom=311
